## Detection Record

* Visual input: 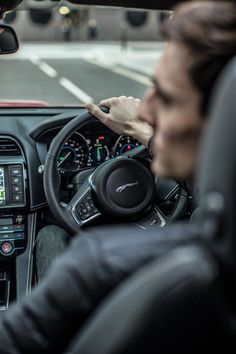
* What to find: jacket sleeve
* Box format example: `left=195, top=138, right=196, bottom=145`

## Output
left=0, top=222, right=201, bottom=354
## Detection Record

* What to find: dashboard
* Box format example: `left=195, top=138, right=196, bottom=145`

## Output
left=55, top=121, right=142, bottom=173
left=0, top=107, right=179, bottom=212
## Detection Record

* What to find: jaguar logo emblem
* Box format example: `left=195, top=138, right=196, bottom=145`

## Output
left=116, top=181, right=139, bottom=193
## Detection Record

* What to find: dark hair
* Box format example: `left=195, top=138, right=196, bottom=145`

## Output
left=162, top=1, right=236, bottom=115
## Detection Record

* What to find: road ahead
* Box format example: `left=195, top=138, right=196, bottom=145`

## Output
left=0, top=42, right=164, bottom=106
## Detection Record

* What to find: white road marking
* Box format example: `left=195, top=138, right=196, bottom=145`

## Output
left=28, top=54, right=41, bottom=65
left=29, top=54, right=58, bottom=78
left=112, top=66, right=151, bottom=86
left=59, top=78, right=93, bottom=104
left=7, top=43, right=157, bottom=101
left=27, top=53, right=94, bottom=102
left=38, top=62, right=58, bottom=78
left=86, top=58, right=151, bottom=86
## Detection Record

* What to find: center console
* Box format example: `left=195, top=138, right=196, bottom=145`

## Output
left=0, top=155, right=28, bottom=311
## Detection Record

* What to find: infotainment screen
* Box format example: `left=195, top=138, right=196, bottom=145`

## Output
left=0, top=168, right=6, bottom=206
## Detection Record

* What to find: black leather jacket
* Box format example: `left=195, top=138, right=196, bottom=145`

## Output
left=0, top=223, right=201, bottom=354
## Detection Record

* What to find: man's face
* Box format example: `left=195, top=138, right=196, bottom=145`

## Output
left=139, top=42, right=204, bottom=180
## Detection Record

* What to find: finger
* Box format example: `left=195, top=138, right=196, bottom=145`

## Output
left=99, top=97, right=118, bottom=107
left=86, top=103, right=108, bottom=122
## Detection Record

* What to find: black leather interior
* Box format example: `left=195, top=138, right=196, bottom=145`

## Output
left=198, top=57, right=236, bottom=274
left=65, top=245, right=228, bottom=354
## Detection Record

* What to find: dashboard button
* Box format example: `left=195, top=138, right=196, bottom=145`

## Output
left=0, top=225, right=12, bottom=231
left=12, top=185, right=22, bottom=193
left=14, top=232, right=25, bottom=239
left=10, top=167, right=22, bottom=176
left=85, top=203, right=91, bottom=211
left=1, top=242, right=13, bottom=255
left=11, top=177, right=23, bottom=185
left=13, top=224, right=25, bottom=230
left=12, top=194, right=24, bottom=203
left=147, top=218, right=160, bottom=226
left=0, top=233, right=11, bottom=239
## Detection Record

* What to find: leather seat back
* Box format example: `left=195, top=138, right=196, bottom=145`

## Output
left=65, top=245, right=226, bottom=354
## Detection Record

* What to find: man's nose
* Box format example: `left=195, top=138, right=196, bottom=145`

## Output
left=138, top=87, right=156, bottom=126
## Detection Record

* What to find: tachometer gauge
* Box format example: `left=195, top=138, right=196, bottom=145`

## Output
left=114, top=136, right=142, bottom=156
left=57, top=133, right=88, bottom=172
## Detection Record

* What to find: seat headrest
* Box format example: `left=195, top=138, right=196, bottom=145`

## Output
left=197, top=57, right=236, bottom=272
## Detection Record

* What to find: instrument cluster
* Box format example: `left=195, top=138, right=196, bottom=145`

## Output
left=56, top=122, right=142, bottom=173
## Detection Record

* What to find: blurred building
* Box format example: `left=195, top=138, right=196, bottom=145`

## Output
left=4, top=5, right=170, bottom=42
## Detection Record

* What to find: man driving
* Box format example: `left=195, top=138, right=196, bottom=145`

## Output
left=35, top=0, right=234, bottom=280
left=0, top=2, right=236, bottom=353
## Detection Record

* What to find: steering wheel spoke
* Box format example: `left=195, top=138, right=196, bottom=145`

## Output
left=136, top=204, right=167, bottom=229
left=69, top=180, right=101, bottom=227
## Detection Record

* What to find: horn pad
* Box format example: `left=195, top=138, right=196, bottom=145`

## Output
left=90, top=157, right=154, bottom=217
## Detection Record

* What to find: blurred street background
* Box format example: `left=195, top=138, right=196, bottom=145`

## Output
left=0, top=1, right=168, bottom=105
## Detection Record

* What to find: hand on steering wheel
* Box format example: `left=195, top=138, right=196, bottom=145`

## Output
left=86, top=96, right=153, bottom=147
left=44, top=109, right=188, bottom=235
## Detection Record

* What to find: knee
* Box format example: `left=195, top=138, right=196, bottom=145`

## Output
left=35, top=225, right=70, bottom=248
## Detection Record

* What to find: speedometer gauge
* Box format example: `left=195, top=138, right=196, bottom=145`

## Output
left=57, top=133, right=88, bottom=172
left=114, top=136, right=142, bottom=156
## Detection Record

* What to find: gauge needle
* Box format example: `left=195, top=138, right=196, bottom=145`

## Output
left=97, top=146, right=102, bottom=162
left=57, top=151, right=71, bottom=167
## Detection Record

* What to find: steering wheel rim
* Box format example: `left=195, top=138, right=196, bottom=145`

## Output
left=44, top=111, right=99, bottom=234
left=44, top=110, right=189, bottom=235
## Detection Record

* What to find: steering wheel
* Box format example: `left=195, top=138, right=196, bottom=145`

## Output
left=44, top=110, right=189, bottom=235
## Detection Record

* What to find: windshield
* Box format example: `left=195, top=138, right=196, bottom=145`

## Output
left=0, top=5, right=167, bottom=107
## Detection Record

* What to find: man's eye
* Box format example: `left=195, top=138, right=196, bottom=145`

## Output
left=155, top=90, right=173, bottom=106
left=158, top=95, right=173, bottom=107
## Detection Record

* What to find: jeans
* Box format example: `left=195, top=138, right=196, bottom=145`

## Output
left=35, top=225, right=71, bottom=281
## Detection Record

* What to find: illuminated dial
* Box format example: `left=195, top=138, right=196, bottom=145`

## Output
left=114, top=136, right=142, bottom=156
left=57, top=133, right=88, bottom=172
left=89, top=136, right=109, bottom=164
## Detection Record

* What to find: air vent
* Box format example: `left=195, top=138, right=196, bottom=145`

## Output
left=0, top=137, right=22, bottom=156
